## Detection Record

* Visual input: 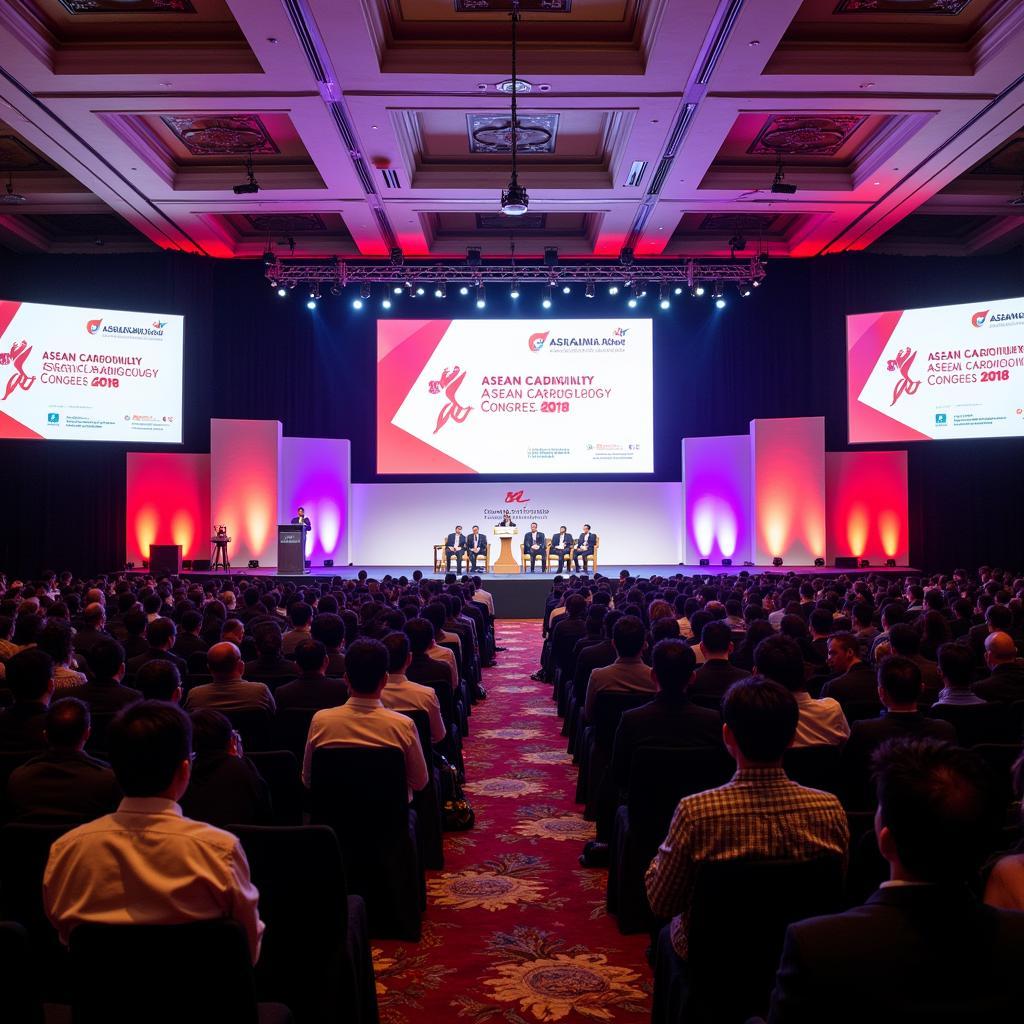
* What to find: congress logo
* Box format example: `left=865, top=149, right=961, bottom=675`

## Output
left=152, top=320, right=167, bottom=330
left=971, top=310, right=989, bottom=328
left=427, top=366, right=473, bottom=434
left=613, top=327, right=629, bottom=338
left=86, top=319, right=103, bottom=335
left=1, top=340, right=36, bottom=401
left=504, top=490, right=530, bottom=504
left=528, top=331, right=548, bottom=352
left=885, top=347, right=921, bottom=406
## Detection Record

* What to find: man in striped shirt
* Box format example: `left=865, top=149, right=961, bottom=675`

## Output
left=645, top=677, right=849, bottom=961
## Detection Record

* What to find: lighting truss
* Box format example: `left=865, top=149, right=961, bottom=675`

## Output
left=265, top=257, right=766, bottom=291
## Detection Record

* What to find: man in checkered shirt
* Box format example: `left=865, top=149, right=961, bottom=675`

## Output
left=645, top=677, right=849, bottom=961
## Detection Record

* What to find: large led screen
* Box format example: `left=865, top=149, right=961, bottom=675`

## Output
left=847, top=295, right=1024, bottom=443
left=0, top=299, right=183, bottom=443
left=377, top=318, right=654, bottom=474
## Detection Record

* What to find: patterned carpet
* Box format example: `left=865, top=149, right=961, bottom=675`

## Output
left=372, top=619, right=654, bottom=1023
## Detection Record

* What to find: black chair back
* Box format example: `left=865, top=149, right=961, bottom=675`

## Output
left=0, top=749, right=35, bottom=795
left=397, top=708, right=432, bottom=758
left=928, top=702, right=1020, bottom=746
left=783, top=744, right=841, bottom=795
left=271, top=707, right=317, bottom=761
left=0, top=920, right=43, bottom=1024
left=225, top=708, right=275, bottom=752
left=592, top=690, right=654, bottom=751
left=627, top=746, right=734, bottom=854
left=310, top=746, right=409, bottom=842
left=69, top=919, right=281, bottom=1024
left=84, top=712, right=116, bottom=753
left=245, top=750, right=304, bottom=825
left=687, top=854, right=845, bottom=1021
left=842, top=700, right=883, bottom=725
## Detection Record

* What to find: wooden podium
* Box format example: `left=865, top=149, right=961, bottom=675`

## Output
left=491, top=526, right=520, bottom=574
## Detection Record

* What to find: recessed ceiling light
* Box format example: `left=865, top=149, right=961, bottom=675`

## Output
left=860, top=82, right=876, bottom=89
left=371, top=125, right=379, bottom=130
left=748, top=39, right=760, bottom=47
left=537, top=84, right=551, bottom=92
left=497, top=79, right=532, bottom=94
left=267, top=37, right=278, bottom=44
left=873, top=180, right=881, bottom=186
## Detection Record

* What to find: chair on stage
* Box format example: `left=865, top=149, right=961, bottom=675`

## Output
left=575, top=538, right=600, bottom=574
left=433, top=542, right=445, bottom=574
left=520, top=541, right=544, bottom=573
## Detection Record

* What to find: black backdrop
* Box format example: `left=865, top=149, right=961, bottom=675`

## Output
left=1, top=246, right=1022, bottom=577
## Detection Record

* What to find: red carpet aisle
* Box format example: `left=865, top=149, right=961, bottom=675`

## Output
left=372, top=619, right=653, bottom=1022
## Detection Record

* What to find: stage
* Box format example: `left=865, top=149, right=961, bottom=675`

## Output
left=122, top=564, right=919, bottom=619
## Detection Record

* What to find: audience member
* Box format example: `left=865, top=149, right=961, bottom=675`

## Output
left=43, top=701, right=264, bottom=963
left=0, top=648, right=54, bottom=749
left=134, top=659, right=183, bottom=703
left=974, top=631, right=1024, bottom=702
left=274, top=638, right=348, bottom=711
left=689, top=620, right=749, bottom=700
left=379, top=631, right=445, bottom=744
left=65, top=636, right=142, bottom=712
left=185, top=642, right=275, bottom=714
left=37, top=621, right=88, bottom=690
left=125, top=617, right=187, bottom=679
left=933, top=642, right=984, bottom=706
left=820, top=633, right=876, bottom=703
left=583, top=616, right=653, bottom=722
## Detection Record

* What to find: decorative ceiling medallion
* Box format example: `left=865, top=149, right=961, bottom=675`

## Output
left=244, top=213, right=328, bottom=234
left=834, top=1, right=971, bottom=14
left=699, top=213, right=776, bottom=232
left=973, top=137, right=1024, bottom=176
left=454, top=1, right=571, bottom=12
left=475, top=212, right=548, bottom=230
left=0, top=135, right=53, bottom=172
left=748, top=115, right=867, bottom=156
left=467, top=114, right=558, bottom=154
left=57, top=0, right=196, bottom=12
left=161, top=115, right=279, bottom=156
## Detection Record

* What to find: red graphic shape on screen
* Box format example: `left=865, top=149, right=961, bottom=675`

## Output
left=505, top=490, right=530, bottom=503
left=86, top=319, right=102, bottom=335
left=528, top=332, right=548, bottom=352
left=2, top=341, right=36, bottom=401
left=429, top=366, right=472, bottom=433
left=971, top=310, right=989, bottom=328
left=885, top=348, right=920, bottom=406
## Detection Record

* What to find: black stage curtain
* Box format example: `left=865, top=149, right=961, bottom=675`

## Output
left=0, top=247, right=1021, bottom=577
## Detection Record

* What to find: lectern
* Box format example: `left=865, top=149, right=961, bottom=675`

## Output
left=492, top=526, right=519, bottom=575
left=278, top=524, right=307, bottom=574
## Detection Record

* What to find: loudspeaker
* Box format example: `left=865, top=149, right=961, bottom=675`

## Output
left=149, top=544, right=182, bottom=575
left=191, top=559, right=211, bottom=572
left=835, top=556, right=858, bottom=569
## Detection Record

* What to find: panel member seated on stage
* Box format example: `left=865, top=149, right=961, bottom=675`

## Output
left=290, top=506, right=311, bottom=534
left=445, top=525, right=467, bottom=572
left=467, top=525, right=488, bottom=572
left=524, top=522, right=546, bottom=573
left=551, top=526, right=574, bottom=573
left=574, top=524, right=597, bottom=571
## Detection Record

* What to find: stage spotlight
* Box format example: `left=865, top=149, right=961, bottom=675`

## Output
left=263, top=250, right=275, bottom=267
left=693, top=284, right=705, bottom=297
left=542, top=285, right=553, bottom=309
left=351, top=298, right=363, bottom=310
left=627, top=285, right=639, bottom=309
left=752, top=278, right=761, bottom=288
left=476, top=284, right=486, bottom=308
left=393, top=285, right=403, bottom=295
left=814, top=558, right=825, bottom=567
left=772, top=557, right=784, bottom=567
left=699, top=558, right=710, bottom=567
left=859, top=559, right=870, bottom=569
left=416, top=286, right=425, bottom=296
left=510, top=282, right=520, bottom=299
left=674, top=286, right=683, bottom=295
left=659, top=284, right=670, bottom=309
left=306, top=299, right=317, bottom=310
left=381, top=296, right=392, bottom=310
left=248, top=560, right=260, bottom=569
left=276, top=287, right=287, bottom=298
left=715, top=296, right=727, bottom=309
left=435, top=281, right=447, bottom=298
left=459, top=285, right=469, bottom=296
left=585, top=282, right=595, bottom=299
left=885, top=559, right=897, bottom=567
left=360, top=282, right=371, bottom=300
left=562, top=284, right=572, bottom=294
left=608, top=284, right=620, bottom=295
left=738, top=283, right=752, bottom=297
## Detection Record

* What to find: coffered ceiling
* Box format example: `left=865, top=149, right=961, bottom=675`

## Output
left=0, top=0, right=1022, bottom=260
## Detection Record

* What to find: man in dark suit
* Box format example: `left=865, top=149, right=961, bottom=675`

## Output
left=124, top=617, right=187, bottom=681
left=290, top=506, right=311, bottom=534
left=551, top=527, right=574, bottom=574
left=243, top=622, right=298, bottom=690
left=550, top=594, right=590, bottom=683
left=841, top=656, right=956, bottom=808
left=572, top=610, right=621, bottom=707
left=466, top=525, right=488, bottom=572
left=975, top=631, right=1024, bottom=702
left=820, top=632, right=877, bottom=704
left=65, top=637, right=142, bottom=713
left=171, top=609, right=208, bottom=662
left=311, top=612, right=347, bottom=679
left=6, top=698, right=121, bottom=824
left=274, top=640, right=348, bottom=711
left=71, top=603, right=112, bottom=663
left=0, top=649, right=53, bottom=750
left=445, top=525, right=466, bottom=573
left=690, top=620, right=750, bottom=701
left=768, top=737, right=1022, bottom=1023
left=612, top=639, right=722, bottom=789
left=574, top=524, right=597, bottom=572
left=524, top=522, right=546, bottom=573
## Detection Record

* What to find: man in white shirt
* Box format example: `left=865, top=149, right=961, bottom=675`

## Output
left=302, top=637, right=429, bottom=800
left=380, top=632, right=446, bottom=745
left=755, top=634, right=849, bottom=748
left=43, top=701, right=264, bottom=963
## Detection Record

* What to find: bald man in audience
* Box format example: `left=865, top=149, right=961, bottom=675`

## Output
left=974, top=632, right=1024, bottom=703
left=184, top=642, right=275, bottom=714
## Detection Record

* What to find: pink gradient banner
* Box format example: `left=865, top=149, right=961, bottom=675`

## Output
left=126, top=453, right=210, bottom=565
left=825, top=451, right=909, bottom=564
left=681, top=435, right=751, bottom=564
left=280, top=437, right=351, bottom=564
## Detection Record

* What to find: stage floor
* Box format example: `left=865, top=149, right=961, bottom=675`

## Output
left=124, top=564, right=918, bottom=619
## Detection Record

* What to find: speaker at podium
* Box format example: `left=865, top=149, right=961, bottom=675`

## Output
left=278, top=524, right=308, bottom=574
